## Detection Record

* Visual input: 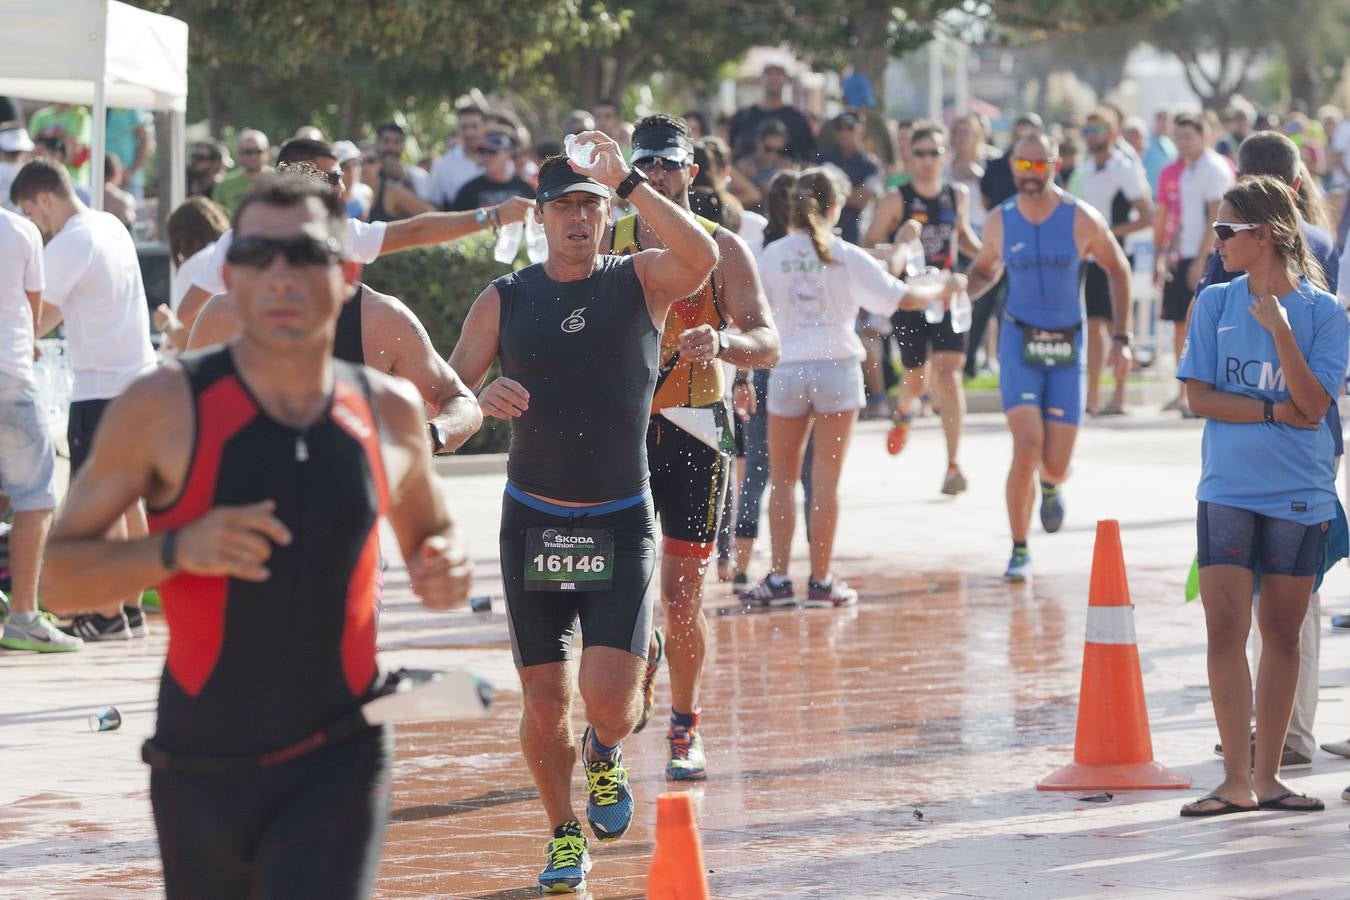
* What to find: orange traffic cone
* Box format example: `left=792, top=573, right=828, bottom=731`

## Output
left=1037, top=520, right=1191, bottom=791
left=647, top=793, right=711, bottom=900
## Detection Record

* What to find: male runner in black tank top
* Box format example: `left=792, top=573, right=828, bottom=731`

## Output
left=41, top=176, right=471, bottom=900
left=450, top=137, right=718, bottom=894
left=189, top=278, right=481, bottom=454
left=864, top=120, right=982, bottom=494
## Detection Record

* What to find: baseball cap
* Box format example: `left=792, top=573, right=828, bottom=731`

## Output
left=535, top=163, right=610, bottom=203
left=0, top=124, right=36, bottom=154
left=833, top=111, right=862, bottom=129
left=631, top=122, right=694, bottom=165
left=478, top=131, right=517, bottom=153
left=333, top=140, right=361, bottom=165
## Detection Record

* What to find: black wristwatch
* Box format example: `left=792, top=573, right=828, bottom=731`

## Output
left=616, top=166, right=648, bottom=199
left=1263, top=399, right=1275, bottom=424
left=428, top=421, right=448, bottom=455
left=1112, top=333, right=1132, bottom=346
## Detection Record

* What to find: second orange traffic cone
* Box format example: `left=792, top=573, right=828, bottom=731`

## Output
left=647, top=793, right=710, bottom=899
left=1037, top=520, right=1191, bottom=791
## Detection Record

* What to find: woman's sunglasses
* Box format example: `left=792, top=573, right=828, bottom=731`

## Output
left=1211, top=221, right=1259, bottom=240
left=1012, top=158, right=1057, bottom=173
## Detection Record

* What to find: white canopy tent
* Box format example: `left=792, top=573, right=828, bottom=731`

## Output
left=0, top=0, right=188, bottom=214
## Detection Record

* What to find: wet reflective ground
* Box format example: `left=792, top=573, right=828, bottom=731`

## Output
left=7, top=413, right=1350, bottom=898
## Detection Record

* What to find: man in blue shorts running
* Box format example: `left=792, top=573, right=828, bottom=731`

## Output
left=964, top=131, right=1134, bottom=581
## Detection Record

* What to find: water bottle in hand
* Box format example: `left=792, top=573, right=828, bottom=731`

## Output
left=525, top=215, right=548, bottom=264
left=494, top=221, right=523, bottom=264
left=950, top=289, right=972, bottom=333
left=905, top=244, right=927, bottom=278
left=563, top=134, right=597, bottom=169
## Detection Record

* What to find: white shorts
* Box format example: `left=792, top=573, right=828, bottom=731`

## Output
left=0, top=373, right=56, bottom=512
left=767, top=359, right=865, bottom=417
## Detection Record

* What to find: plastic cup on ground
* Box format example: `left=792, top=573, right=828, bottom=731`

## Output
left=88, top=707, right=122, bottom=732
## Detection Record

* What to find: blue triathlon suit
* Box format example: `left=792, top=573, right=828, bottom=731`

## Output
left=997, top=195, right=1085, bottom=425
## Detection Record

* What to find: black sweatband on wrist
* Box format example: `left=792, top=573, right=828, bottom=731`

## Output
left=1263, top=399, right=1275, bottom=424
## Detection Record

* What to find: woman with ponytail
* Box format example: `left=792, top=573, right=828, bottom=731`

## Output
left=742, top=167, right=963, bottom=607
left=1178, top=174, right=1348, bottom=817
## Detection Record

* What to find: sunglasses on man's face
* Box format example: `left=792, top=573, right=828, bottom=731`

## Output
left=1081, top=124, right=1109, bottom=138
left=1211, top=221, right=1260, bottom=241
left=324, top=171, right=343, bottom=186
left=478, top=147, right=502, bottom=157
left=239, top=148, right=265, bottom=157
left=912, top=147, right=945, bottom=159
left=225, top=234, right=344, bottom=269
left=634, top=157, right=687, bottom=174
left=190, top=152, right=216, bottom=163
left=763, top=143, right=786, bottom=155
left=1012, top=158, right=1057, bottom=174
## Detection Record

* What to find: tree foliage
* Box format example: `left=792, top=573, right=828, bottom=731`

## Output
left=126, top=0, right=1177, bottom=142
left=1143, top=0, right=1350, bottom=110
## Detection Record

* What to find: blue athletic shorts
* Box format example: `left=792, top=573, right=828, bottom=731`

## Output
left=997, top=318, right=1084, bottom=425
left=1197, top=501, right=1329, bottom=577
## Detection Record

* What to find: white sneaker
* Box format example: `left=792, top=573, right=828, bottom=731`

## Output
left=1, top=614, right=84, bottom=652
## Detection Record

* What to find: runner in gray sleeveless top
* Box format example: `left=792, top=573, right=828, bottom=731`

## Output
left=449, top=133, right=718, bottom=895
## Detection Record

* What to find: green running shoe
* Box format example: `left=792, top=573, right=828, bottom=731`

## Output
left=538, top=821, right=591, bottom=894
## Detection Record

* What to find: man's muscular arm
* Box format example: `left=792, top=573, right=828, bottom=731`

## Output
left=964, top=207, right=1005, bottom=301
left=687, top=230, right=779, bottom=370
left=363, top=289, right=483, bottom=451
left=371, top=373, right=471, bottom=610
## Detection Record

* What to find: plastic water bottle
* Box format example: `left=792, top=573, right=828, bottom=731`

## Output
left=905, top=244, right=926, bottom=278
left=910, top=266, right=945, bottom=324
left=563, top=133, right=596, bottom=169
left=493, top=221, right=523, bottom=264
left=525, top=215, right=548, bottom=264
left=950, top=290, right=972, bottom=333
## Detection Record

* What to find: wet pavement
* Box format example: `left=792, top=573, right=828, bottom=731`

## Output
left=6, top=410, right=1350, bottom=899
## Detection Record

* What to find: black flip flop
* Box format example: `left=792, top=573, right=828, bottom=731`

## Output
left=1180, top=794, right=1259, bottom=817
left=1257, top=791, right=1324, bottom=812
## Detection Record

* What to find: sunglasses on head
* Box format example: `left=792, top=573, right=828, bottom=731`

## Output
left=912, top=147, right=945, bottom=159
left=225, top=234, right=345, bottom=268
left=634, top=157, right=687, bottom=173
left=1013, top=158, right=1056, bottom=174
left=1211, top=221, right=1259, bottom=240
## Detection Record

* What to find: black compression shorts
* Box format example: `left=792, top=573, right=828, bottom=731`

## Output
left=150, top=726, right=392, bottom=900
left=500, top=488, right=656, bottom=668
left=1197, top=501, right=1329, bottom=577
left=891, top=308, right=966, bottom=370
left=647, top=417, right=731, bottom=556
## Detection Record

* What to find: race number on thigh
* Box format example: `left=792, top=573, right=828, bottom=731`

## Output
left=525, top=527, right=614, bottom=592
left=1022, top=326, right=1078, bottom=368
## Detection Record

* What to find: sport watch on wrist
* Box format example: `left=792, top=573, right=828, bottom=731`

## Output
left=475, top=207, right=489, bottom=229
left=428, top=421, right=449, bottom=455
left=714, top=331, right=731, bottom=358
left=616, top=167, right=648, bottom=199
left=1112, top=333, right=1132, bottom=346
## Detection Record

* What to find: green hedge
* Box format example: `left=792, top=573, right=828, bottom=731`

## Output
left=361, top=232, right=512, bottom=454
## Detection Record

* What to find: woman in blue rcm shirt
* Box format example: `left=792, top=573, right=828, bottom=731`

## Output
left=1177, top=176, right=1348, bottom=817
